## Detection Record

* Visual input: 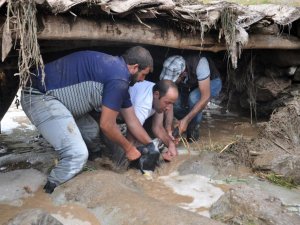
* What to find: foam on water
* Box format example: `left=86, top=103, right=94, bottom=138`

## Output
left=159, top=171, right=224, bottom=217
left=52, top=213, right=92, bottom=225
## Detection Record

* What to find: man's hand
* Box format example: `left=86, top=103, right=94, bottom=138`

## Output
left=168, top=141, right=178, bottom=156
left=126, top=146, right=141, bottom=161
left=168, top=132, right=180, bottom=145
left=162, top=141, right=178, bottom=161
left=178, top=118, right=189, bottom=134
left=169, top=127, right=180, bottom=145
left=162, top=151, right=172, bottom=161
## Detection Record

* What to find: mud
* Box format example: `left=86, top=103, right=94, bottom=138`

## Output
left=1, top=188, right=100, bottom=225
left=1, top=97, right=300, bottom=224
left=224, top=97, right=300, bottom=184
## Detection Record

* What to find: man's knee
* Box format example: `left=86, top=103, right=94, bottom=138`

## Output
left=65, top=144, right=89, bottom=165
left=76, top=148, right=89, bottom=164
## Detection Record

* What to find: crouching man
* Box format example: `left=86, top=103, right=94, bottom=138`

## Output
left=102, top=79, right=179, bottom=169
left=21, top=46, right=155, bottom=193
left=160, top=55, right=222, bottom=142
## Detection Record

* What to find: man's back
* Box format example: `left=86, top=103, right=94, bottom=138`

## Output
left=32, top=51, right=129, bottom=92
left=129, top=80, right=155, bottom=125
left=30, top=51, right=132, bottom=118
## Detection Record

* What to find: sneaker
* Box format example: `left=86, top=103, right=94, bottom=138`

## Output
left=186, top=123, right=200, bottom=142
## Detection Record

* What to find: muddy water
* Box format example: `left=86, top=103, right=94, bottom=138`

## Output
left=198, top=112, right=259, bottom=146
left=124, top=111, right=259, bottom=217
left=0, top=188, right=100, bottom=224
left=0, top=102, right=260, bottom=224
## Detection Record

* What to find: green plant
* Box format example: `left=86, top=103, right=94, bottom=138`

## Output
left=82, top=165, right=96, bottom=172
left=266, top=173, right=297, bottom=189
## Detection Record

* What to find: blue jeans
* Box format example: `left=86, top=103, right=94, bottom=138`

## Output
left=174, top=78, right=222, bottom=125
left=21, top=91, right=100, bottom=185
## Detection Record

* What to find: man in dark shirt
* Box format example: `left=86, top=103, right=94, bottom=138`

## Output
left=21, top=46, right=155, bottom=193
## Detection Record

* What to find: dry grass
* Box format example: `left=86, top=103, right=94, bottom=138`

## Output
left=6, top=0, right=45, bottom=87
left=201, top=0, right=300, bottom=7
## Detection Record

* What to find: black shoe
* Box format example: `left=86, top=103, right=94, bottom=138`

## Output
left=43, top=181, right=57, bottom=194
left=186, top=123, right=200, bottom=142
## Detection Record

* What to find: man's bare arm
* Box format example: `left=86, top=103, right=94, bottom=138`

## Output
left=152, top=112, right=177, bottom=158
left=164, top=105, right=174, bottom=136
left=120, top=106, right=152, bottom=145
left=100, top=106, right=141, bottom=160
left=179, top=78, right=211, bottom=133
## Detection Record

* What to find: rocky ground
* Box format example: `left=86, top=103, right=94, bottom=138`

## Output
left=0, top=96, right=300, bottom=225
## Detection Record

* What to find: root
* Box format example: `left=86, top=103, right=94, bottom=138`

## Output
left=6, top=0, right=45, bottom=87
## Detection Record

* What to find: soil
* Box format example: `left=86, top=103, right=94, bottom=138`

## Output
left=1, top=96, right=300, bottom=225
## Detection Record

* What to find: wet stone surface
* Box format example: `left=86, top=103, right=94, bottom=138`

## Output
left=1, top=99, right=300, bottom=225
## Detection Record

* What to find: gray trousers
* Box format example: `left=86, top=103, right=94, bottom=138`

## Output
left=21, top=92, right=101, bottom=185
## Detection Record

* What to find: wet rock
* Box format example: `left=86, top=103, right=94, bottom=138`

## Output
left=51, top=170, right=224, bottom=225
left=0, top=169, right=46, bottom=206
left=225, top=98, right=300, bottom=184
left=0, top=143, right=8, bottom=154
left=4, top=209, right=62, bottom=225
left=254, top=154, right=300, bottom=184
left=264, top=66, right=291, bottom=78
left=177, top=151, right=219, bottom=177
left=177, top=151, right=252, bottom=179
left=0, top=151, right=57, bottom=174
left=255, top=77, right=291, bottom=102
left=254, top=95, right=289, bottom=117
left=210, top=185, right=300, bottom=225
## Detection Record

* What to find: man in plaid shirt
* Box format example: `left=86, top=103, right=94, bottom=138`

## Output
left=160, top=54, right=222, bottom=142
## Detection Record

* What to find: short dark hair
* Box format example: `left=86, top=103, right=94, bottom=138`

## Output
left=153, top=80, right=177, bottom=98
left=122, top=46, right=153, bottom=72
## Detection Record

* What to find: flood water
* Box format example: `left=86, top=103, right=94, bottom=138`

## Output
left=0, top=99, right=264, bottom=224
left=0, top=188, right=100, bottom=225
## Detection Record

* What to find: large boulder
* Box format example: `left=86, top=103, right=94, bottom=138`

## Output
left=0, top=169, right=46, bottom=206
left=4, top=209, right=62, bottom=225
left=221, top=98, right=300, bottom=184
left=210, top=185, right=300, bottom=225
left=51, top=170, right=224, bottom=225
left=255, top=77, right=291, bottom=102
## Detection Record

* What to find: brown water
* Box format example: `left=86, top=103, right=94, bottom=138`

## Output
left=0, top=110, right=260, bottom=224
left=0, top=188, right=100, bottom=225
left=189, top=113, right=259, bottom=150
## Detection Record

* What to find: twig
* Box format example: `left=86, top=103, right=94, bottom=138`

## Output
left=219, top=141, right=235, bottom=154
left=134, top=13, right=151, bottom=29
left=272, top=140, right=292, bottom=154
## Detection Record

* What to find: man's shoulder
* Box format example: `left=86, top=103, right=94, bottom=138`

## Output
left=63, top=50, right=103, bottom=57
left=129, top=81, right=154, bottom=104
left=130, top=80, right=155, bottom=90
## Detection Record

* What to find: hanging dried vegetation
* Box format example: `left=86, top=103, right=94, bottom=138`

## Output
left=2, top=0, right=45, bottom=87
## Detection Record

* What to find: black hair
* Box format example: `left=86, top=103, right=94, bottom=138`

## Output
left=122, top=46, right=153, bottom=72
left=153, top=80, right=178, bottom=98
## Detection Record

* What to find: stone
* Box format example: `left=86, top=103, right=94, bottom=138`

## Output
left=210, top=185, right=300, bottom=225
left=5, top=209, right=63, bottom=225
